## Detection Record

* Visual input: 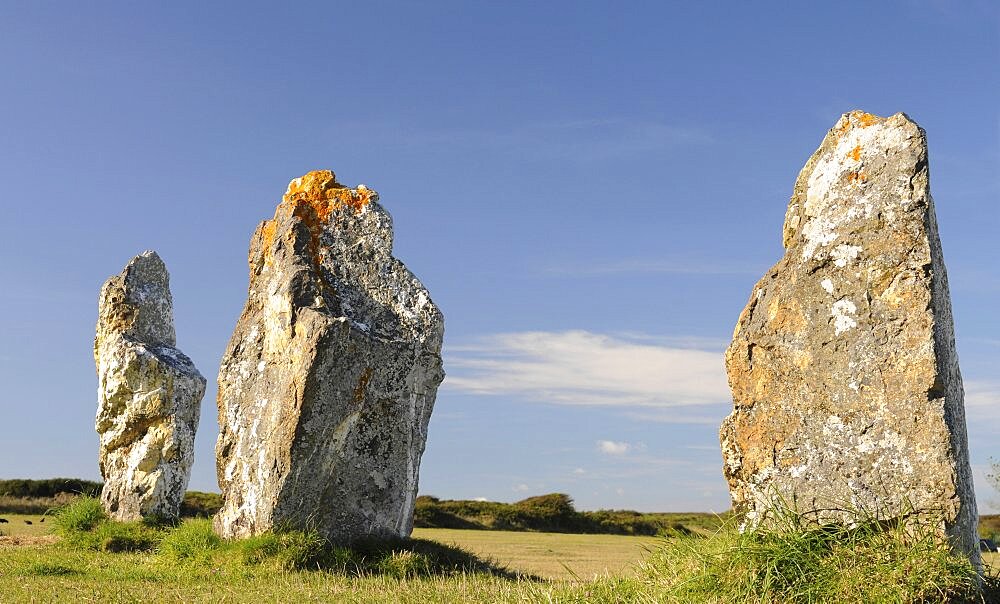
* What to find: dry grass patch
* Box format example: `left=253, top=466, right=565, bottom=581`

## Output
left=413, top=527, right=657, bottom=580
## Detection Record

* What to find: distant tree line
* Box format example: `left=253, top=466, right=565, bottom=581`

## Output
left=414, top=493, right=720, bottom=536
left=0, top=479, right=223, bottom=518
left=0, top=478, right=102, bottom=498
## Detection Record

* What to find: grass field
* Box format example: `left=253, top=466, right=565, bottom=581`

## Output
left=0, top=514, right=657, bottom=603
left=2, top=509, right=998, bottom=603
left=1, top=514, right=656, bottom=581
left=412, top=527, right=658, bottom=580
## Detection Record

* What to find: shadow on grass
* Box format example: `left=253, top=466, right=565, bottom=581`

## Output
left=49, top=498, right=536, bottom=580
left=155, top=515, right=541, bottom=580
left=975, top=575, right=1000, bottom=604
left=333, top=536, right=539, bottom=580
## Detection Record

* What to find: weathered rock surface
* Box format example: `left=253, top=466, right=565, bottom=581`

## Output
left=214, top=170, right=444, bottom=542
left=95, top=251, right=205, bottom=521
left=720, top=111, right=978, bottom=562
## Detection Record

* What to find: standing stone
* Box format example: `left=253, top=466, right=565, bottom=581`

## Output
left=214, top=170, right=444, bottom=542
left=720, top=111, right=978, bottom=562
left=95, top=251, right=205, bottom=521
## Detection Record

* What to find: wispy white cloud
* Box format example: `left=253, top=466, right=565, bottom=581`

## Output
left=597, top=440, right=632, bottom=456
left=965, top=380, right=1000, bottom=419
left=443, top=330, right=730, bottom=407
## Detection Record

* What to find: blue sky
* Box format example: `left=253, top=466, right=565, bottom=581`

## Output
left=0, top=1, right=997, bottom=512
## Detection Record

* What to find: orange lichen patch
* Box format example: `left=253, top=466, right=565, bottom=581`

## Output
left=352, top=367, right=373, bottom=405
left=835, top=111, right=883, bottom=138
left=854, top=111, right=879, bottom=127
left=729, top=408, right=797, bottom=476
left=259, top=220, right=278, bottom=267
left=848, top=145, right=861, bottom=162
left=281, top=170, right=373, bottom=220
left=766, top=297, right=806, bottom=335
left=267, top=170, right=377, bottom=277
left=847, top=171, right=868, bottom=185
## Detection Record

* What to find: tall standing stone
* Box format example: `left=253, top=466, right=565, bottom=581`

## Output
left=720, top=112, right=978, bottom=562
left=215, top=170, right=444, bottom=542
left=95, top=251, right=205, bottom=521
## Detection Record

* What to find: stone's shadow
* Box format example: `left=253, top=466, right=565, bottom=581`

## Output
left=309, top=536, right=540, bottom=581
left=981, top=577, right=1000, bottom=604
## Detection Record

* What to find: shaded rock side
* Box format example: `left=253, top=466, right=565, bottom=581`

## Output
left=95, top=251, right=206, bottom=521
left=214, top=170, right=444, bottom=542
left=720, top=112, right=978, bottom=561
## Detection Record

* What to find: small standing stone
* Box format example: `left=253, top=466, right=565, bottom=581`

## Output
left=214, top=170, right=444, bottom=542
left=720, top=112, right=979, bottom=564
left=95, top=251, right=205, bottom=521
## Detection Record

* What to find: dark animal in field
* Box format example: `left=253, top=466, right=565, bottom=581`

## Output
left=0, top=518, right=8, bottom=523
left=39, top=518, right=45, bottom=523
left=24, top=520, right=32, bottom=525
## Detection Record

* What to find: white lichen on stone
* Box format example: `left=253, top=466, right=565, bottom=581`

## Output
left=831, top=244, right=862, bottom=267
left=95, top=251, right=205, bottom=521
left=214, top=170, right=444, bottom=543
left=721, top=111, right=980, bottom=568
left=831, top=298, right=858, bottom=334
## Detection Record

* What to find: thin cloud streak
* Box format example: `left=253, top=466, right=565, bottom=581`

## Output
left=597, top=440, right=631, bottom=455
left=443, top=330, right=730, bottom=407
left=543, top=258, right=768, bottom=277
left=965, top=380, right=1000, bottom=413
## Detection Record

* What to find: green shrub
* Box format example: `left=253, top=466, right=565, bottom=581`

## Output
left=0, top=478, right=102, bottom=498
left=179, top=491, right=223, bottom=518
left=158, top=519, right=221, bottom=562
left=52, top=496, right=163, bottom=552
left=52, top=496, right=107, bottom=535
left=413, top=493, right=726, bottom=536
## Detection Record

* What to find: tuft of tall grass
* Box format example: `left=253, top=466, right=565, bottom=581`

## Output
left=52, top=496, right=163, bottom=552
left=636, top=503, right=984, bottom=604
left=157, top=518, right=222, bottom=563
left=51, top=496, right=107, bottom=535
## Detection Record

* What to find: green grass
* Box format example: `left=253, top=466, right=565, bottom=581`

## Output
left=412, top=527, right=658, bottom=580
left=51, top=496, right=107, bottom=534
left=627, top=511, right=995, bottom=603
left=3, top=497, right=999, bottom=602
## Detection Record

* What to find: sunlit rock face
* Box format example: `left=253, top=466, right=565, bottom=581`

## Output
left=214, top=170, right=444, bottom=542
left=95, top=251, right=205, bottom=521
left=720, top=112, right=978, bottom=564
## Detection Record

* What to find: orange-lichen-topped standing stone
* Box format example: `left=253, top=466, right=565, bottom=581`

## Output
left=95, top=251, right=206, bottom=521
left=721, top=112, right=979, bottom=565
left=214, top=170, right=444, bottom=542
